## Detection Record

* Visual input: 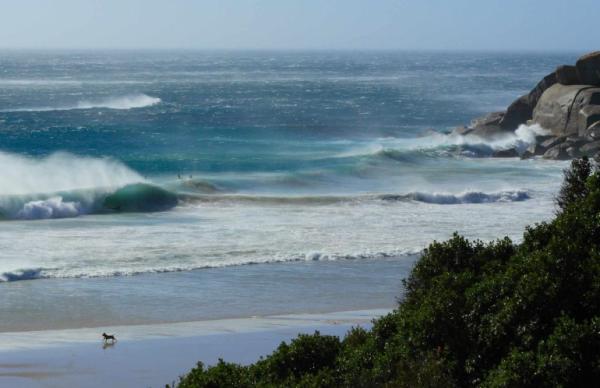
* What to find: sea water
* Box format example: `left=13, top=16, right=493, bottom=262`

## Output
left=0, top=51, right=575, bottom=330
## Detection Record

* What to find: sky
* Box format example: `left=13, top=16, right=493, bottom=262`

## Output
left=0, top=0, right=598, bottom=51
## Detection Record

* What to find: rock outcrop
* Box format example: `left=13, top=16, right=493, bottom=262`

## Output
left=533, top=84, right=600, bottom=136
left=555, top=65, right=579, bottom=85
left=454, top=51, right=600, bottom=160
left=576, top=51, right=600, bottom=86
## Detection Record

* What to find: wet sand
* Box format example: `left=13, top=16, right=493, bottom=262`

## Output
left=0, top=309, right=387, bottom=388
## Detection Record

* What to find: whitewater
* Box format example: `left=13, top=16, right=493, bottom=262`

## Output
left=0, top=50, right=577, bottom=329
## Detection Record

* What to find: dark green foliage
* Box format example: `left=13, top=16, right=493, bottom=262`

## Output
left=173, top=158, right=600, bottom=387
left=556, top=156, right=592, bottom=211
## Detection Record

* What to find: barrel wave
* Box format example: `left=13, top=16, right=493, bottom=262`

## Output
left=0, top=151, right=178, bottom=219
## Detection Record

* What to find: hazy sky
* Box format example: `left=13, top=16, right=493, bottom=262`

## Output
left=0, top=0, right=598, bottom=51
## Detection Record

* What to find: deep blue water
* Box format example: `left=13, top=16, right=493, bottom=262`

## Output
left=0, top=50, right=576, bottom=176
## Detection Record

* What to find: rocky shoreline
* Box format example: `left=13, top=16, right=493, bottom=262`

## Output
left=453, top=51, right=600, bottom=160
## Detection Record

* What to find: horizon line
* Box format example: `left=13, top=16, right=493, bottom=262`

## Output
left=0, top=47, right=592, bottom=54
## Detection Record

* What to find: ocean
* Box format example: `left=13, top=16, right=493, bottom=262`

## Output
left=0, top=50, right=574, bottom=330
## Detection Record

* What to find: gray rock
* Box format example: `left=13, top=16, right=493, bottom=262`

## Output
left=493, top=148, right=519, bottom=158
left=578, top=105, right=600, bottom=136
left=565, top=136, right=587, bottom=146
left=541, top=136, right=566, bottom=149
left=576, top=51, right=600, bottom=86
left=532, top=84, right=600, bottom=136
left=452, top=126, right=473, bottom=136
left=556, top=65, right=580, bottom=85
left=521, top=143, right=545, bottom=159
left=586, top=121, right=600, bottom=140
left=499, top=72, right=558, bottom=130
left=543, top=144, right=570, bottom=160
left=567, top=146, right=582, bottom=158
left=468, top=125, right=508, bottom=139
left=499, top=95, right=531, bottom=130
left=471, top=111, right=505, bottom=127
left=535, top=135, right=554, bottom=144
left=530, top=143, right=547, bottom=155
left=520, top=150, right=534, bottom=159
left=452, top=112, right=507, bottom=138
left=580, top=140, right=600, bottom=155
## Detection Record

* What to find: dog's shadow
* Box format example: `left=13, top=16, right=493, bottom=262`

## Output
left=102, top=341, right=117, bottom=350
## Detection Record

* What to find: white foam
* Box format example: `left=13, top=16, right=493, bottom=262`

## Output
left=0, top=151, right=143, bottom=196
left=407, top=189, right=530, bottom=204
left=75, top=94, right=161, bottom=110
left=2, top=94, right=161, bottom=112
left=338, top=124, right=552, bottom=160
left=16, top=197, right=83, bottom=220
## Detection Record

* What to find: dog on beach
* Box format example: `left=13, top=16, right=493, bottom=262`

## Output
left=102, top=332, right=117, bottom=343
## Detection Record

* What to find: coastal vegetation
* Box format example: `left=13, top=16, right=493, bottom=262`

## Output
left=172, top=157, right=600, bottom=387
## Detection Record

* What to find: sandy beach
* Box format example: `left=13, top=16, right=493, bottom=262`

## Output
left=0, top=309, right=387, bottom=388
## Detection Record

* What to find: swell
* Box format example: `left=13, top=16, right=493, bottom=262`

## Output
left=180, top=189, right=530, bottom=206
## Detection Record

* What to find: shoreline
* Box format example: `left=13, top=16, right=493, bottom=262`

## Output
left=0, top=308, right=390, bottom=351
left=0, top=257, right=412, bottom=333
left=0, top=309, right=388, bottom=388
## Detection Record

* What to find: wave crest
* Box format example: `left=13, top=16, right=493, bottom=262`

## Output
left=0, top=250, right=419, bottom=282
left=2, top=94, right=161, bottom=112
left=393, top=190, right=530, bottom=204
left=338, top=124, right=552, bottom=161
left=76, top=94, right=161, bottom=110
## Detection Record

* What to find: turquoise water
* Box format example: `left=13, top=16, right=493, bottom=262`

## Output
left=0, top=51, right=574, bottom=326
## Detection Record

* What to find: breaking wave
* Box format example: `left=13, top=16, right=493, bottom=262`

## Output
left=0, top=151, right=177, bottom=220
left=340, top=124, right=552, bottom=160
left=380, top=190, right=530, bottom=204
left=2, top=94, right=161, bottom=112
left=1, top=183, right=179, bottom=220
left=0, top=250, right=419, bottom=282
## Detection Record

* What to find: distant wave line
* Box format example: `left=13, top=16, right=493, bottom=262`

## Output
left=0, top=94, right=161, bottom=112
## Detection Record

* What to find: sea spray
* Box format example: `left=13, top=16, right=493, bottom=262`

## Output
left=0, top=151, right=144, bottom=196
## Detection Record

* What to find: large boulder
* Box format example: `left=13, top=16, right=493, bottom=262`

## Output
left=576, top=51, right=600, bottom=86
left=499, top=95, right=531, bottom=130
left=586, top=121, right=600, bottom=140
left=471, top=111, right=504, bottom=127
left=493, top=148, right=519, bottom=158
left=532, top=84, right=600, bottom=136
left=543, top=144, right=570, bottom=160
left=555, top=65, right=580, bottom=85
left=541, top=136, right=567, bottom=149
left=499, top=72, right=557, bottom=130
left=452, top=111, right=507, bottom=139
left=580, top=140, right=600, bottom=155
left=578, top=105, right=600, bottom=136
left=520, top=143, right=547, bottom=159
